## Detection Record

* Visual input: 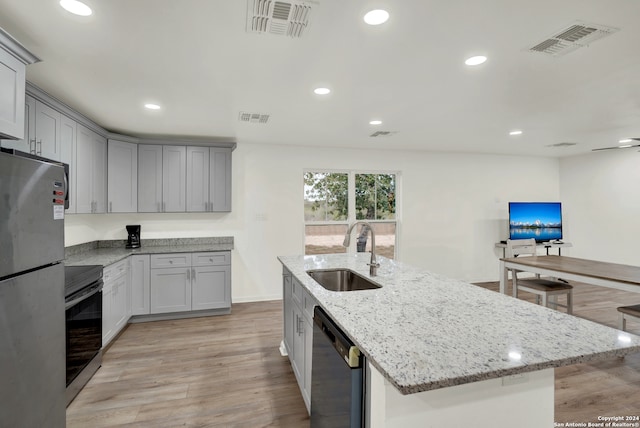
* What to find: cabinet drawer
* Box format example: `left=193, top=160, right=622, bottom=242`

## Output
left=292, top=277, right=304, bottom=306
left=103, top=258, right=128, bottom=282
left=191, top=251, right=230, bottom=267
left=150, top=253, right=192, bottom=269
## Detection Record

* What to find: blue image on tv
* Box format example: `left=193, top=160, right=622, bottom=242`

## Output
left=508, top=202, right=562, bottom=242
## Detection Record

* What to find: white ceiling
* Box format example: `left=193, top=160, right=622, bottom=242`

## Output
left=1, top=0, right=639, bottom=157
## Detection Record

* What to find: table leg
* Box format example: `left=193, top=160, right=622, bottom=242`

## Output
left=499, top=261, right=507, bottom=294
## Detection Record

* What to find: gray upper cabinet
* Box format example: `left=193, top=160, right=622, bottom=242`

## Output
left=186, top=146, right=210, bottom=212
left=137, top=144, right=187, bottom=213
left=138, top=144, right=163, bottom=212
left=107, top=139, right=138, bottom=213
left=185, top=146, right=232, bottom=212
left=76, top=124, right=107, bottom=213
left=34, top=101, right=62, bottom=160
left=210, top=147, right=232, bottom=212
left=0, top=28, right=38, bottom=140
left=2, top=95, right=62, bottom=160
left=60, top=115, right=77, bottom=213
left=162, top=145, right=186, bottom=212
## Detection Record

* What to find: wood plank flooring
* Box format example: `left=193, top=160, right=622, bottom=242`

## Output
left=67, top=282, right=640, bottom=427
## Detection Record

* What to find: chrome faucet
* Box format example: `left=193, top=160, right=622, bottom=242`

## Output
left=343, top=221, right=380, bottom=276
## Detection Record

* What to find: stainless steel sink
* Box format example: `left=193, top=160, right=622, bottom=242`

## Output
left=306, top=269, right=382, bottom=292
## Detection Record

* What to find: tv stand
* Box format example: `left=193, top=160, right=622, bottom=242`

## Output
left=495, top=241, right=572, bottom=257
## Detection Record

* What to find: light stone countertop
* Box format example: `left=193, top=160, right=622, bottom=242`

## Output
left=278, top=253, right=640, bottom=395
left=65, top=237, right=234, bottom=267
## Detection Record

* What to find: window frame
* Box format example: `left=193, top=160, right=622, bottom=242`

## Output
left=303, top=169, right=400, bottom=258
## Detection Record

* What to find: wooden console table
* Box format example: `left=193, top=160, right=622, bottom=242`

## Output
left=495, top=241, right=572, bottom=257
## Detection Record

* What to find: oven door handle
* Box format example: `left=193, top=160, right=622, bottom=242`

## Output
left=65, top=281, right=103, bottom=309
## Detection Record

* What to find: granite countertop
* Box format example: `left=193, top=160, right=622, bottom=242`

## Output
left=65, top=237, right=234, bottom=267
left=278, top=253, right=640, bottom=395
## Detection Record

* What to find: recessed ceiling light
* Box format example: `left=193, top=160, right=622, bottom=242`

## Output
left=313, top=87, right=331, bottom=95
left=144, top=103, right=161, bottom=110
left=619, top=138, right=633, bottom=144
left=59, top=0, right=92, bottom=16
left=465, top=55, right=487, bottom=66
left=369, top=120, right=382, bottom=125
left=363, top=10, right=389, bottom=25
left=509, top=130, right=523, bottom=136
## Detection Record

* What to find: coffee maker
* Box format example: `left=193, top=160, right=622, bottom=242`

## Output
left=126, top=225, right=141, bottom=249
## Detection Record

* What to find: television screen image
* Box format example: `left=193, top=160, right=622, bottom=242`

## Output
left=508, top=202, right=562, bottom=242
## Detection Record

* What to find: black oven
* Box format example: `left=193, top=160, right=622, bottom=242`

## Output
left=65, top=265, right=103, bottom=405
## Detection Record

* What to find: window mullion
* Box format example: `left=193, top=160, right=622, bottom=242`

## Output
left=347, top=171, right=357, bottom=254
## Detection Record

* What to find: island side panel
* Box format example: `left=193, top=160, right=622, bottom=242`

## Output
left=366, top=362, right=554, bottom=428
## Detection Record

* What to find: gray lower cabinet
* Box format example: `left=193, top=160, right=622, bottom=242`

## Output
left=149, top=251, right=231, bottom=314
left=282, top=267, right=315, bottom=412
left=130, top=255, right=151, bottom=315
left=102, top=258, right=130, bottom=346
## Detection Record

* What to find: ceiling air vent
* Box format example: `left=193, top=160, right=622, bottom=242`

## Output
left=246, top=0, right=316, bottom=38
left=238, top=111, right=270, bottom=124
left=370, top=131, right=397, bottom=138
left=528, top=21, right=619, bottom=57
left=546, top=142, right=577, bottom=148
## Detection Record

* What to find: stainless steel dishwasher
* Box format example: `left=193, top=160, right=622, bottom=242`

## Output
left=311, top=306, right=365, bottom=428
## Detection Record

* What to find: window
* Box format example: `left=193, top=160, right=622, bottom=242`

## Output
left=304, top=171, right=397, bottom=258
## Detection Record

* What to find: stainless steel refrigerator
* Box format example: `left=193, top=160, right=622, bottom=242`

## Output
left=0, top=148, right=66, bottom=427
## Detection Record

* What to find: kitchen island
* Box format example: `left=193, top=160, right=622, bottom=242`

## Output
left=278, top=253, right=640, bottom=427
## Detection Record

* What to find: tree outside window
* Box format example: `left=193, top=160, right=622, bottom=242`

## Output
left=304, top=172, right=397, bottom=258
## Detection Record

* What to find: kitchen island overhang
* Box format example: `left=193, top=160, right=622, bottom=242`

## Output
left=278, top=253, right=640, bottom=426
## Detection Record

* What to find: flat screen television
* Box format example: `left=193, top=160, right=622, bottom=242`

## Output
left=508, top=202, right=563, bottom=242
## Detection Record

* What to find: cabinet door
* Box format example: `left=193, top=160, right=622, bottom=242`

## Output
left=186, top=146, right=209, bottom=212
left=283, top=273, right=293, bottom=356
left=131, top=255, right=151, bottom=315
left=108, top=139, right=138, bottom=213
left=60, top=115, right=76, bottom=213
left=291, top=305, right=305, bottom=389
left=76, top=125, right=106, bottom=213
left=92, top=133, right=107, bottom=213
left=150, top=267, right=191, bottom=313
left=1, top=95, right=34, bottom=152
left=162, top=145, right=186, bottom=212
left=138, top=145, right=163, bottom=212
left=102, top=283, right=113, bottom=346
left=209, top=147, right=232, bottom=212
left=34, top=101, right=61, bottom=160
left=302, top=315, right=313, bottom=407
left=112, top=273, right=128, bottom=332
left=75, top=125, right=94, bottom=213
left=0, top=47, right=26, bottom=139
left=191, top=265, right=230, bottom=310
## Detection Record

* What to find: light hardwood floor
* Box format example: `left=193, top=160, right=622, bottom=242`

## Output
left=67, top=283, right=640, bottom=427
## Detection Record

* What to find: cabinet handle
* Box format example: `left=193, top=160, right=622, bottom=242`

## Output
left=109, top=201, right=112, bottom=212
left=192, top=268, right=196, bottom=281
left=294, top=314, right=298, bottom=334
left=36, top=139, right=42, bottom=155
left=187, top=268, right=190, bottom=281
left=29, top=139, right=36, bottom=154
left=298, top=317, right=304, bottom=335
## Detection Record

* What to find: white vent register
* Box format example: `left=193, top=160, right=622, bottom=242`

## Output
left=246, top=0, right=317, bottom=38
left=528, top=21, right=619, bottom=57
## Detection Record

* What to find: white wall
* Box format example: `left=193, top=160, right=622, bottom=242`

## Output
left=560, top=149, right=640, bottom=265
left=65, top=143, right=560, bottom=302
